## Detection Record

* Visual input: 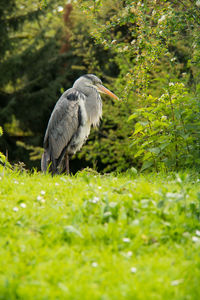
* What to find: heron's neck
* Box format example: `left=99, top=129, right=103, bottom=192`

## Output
left=85, top=88, right=102, bottom=127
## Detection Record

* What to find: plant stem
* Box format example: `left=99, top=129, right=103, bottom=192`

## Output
left=168, top=91, right=178, bottom=168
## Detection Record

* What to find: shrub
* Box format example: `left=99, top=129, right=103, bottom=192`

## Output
left=129, top=83, right=200, bottom=171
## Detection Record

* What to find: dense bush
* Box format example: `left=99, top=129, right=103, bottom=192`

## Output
left=1, top=0, right=200, bottom=172
left=129, top=83, right=200, bottom=171
left=74, top=0, right=200, bottom=172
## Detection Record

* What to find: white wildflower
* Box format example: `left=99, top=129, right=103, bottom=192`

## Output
left=20, top=203, right=26, bottom=208
left=91, top=262, right=98, bottom=268
left=13, top=207, right=19, bottom=212
left=55, top=183, right=59, bottom=186
left=166, top=192, right=182, bottom=199
left=60, top=177, right=67, bottom=183
left=14, top=180, right=19, bottom=184
left=40, top=190, right=45, bottom=195
left=169, top=82, right=175, bottom=86
left=176, top=176, right=182, bottom=183
left=132, top=219, right=140, bottom=226
left=123, top=237, right=130, bottom=243
left=158, top=15, right=166, bottom=23
left=98, top=186, right=102, bottom=190
left=130, top=267, right=137, bottom=273
left=91, top=197, right=99, bottom=203
left=195, top=230, right=200, bottom=236
left=103, top=211, right=112, bottom=217
left=127, top=251, right=133, bottom=258
left=37, top=195, right=43, bottom=201
left=171, top=279, right=183, bottom=286
left=182, top=232, right=190, bottom=238
left=192, top=236, right=200, bottom=243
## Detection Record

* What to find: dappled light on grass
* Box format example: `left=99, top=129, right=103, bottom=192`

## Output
left=0, top=168, right=200, bottom=299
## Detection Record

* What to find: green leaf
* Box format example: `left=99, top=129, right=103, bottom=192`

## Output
left=134, top=123, right=144, bottom=135
left=0, top=152, right=6, bottom=163
left=128, top=113, right=138, bottom=121
left=139, top=121, right=149, bottom=126
left=148, top=147, right=160, bottom=155
left=141, top=160, right=154, bottom=172
left=143, top=152, right=152, bottom=161
left=159, top=142, right=170, bottom=150
left=134, top=149, right=145, bottom=158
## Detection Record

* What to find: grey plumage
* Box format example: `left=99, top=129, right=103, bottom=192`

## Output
left=41, top=74, right=118, bottom=174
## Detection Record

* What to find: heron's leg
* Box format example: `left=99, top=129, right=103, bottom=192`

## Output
left=65, top=153, right=70, bottom=175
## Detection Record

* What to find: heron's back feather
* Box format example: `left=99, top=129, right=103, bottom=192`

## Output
left=41, top=150, right=50, bottom=172
left=43, top=88, right=94, bottom=173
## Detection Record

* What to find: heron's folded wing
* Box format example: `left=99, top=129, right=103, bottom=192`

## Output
left=43, top=88, right=82, bottom=160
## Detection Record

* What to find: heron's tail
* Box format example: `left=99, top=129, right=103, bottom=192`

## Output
left=41, top=150, right=50, bottom=173
left=41, top=149, right=59, bottom=175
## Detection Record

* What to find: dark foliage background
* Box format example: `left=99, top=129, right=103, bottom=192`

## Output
left=0, top=0, right=200, bottom=173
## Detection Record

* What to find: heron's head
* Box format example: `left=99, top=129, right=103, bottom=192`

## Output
left=73, top=74, right=119, bottom=100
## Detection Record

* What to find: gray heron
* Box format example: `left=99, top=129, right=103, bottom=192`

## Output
left=41, top=74, right=119, bottom=174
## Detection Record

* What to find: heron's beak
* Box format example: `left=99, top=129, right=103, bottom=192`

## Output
left=96, top=84, right=119, bottom=100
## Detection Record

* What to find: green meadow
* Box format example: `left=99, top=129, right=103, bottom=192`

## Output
left=0, top=168, right=200, bottom=299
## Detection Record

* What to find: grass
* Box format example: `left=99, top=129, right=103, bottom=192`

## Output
left=0, top=167, right=200, bottom=299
